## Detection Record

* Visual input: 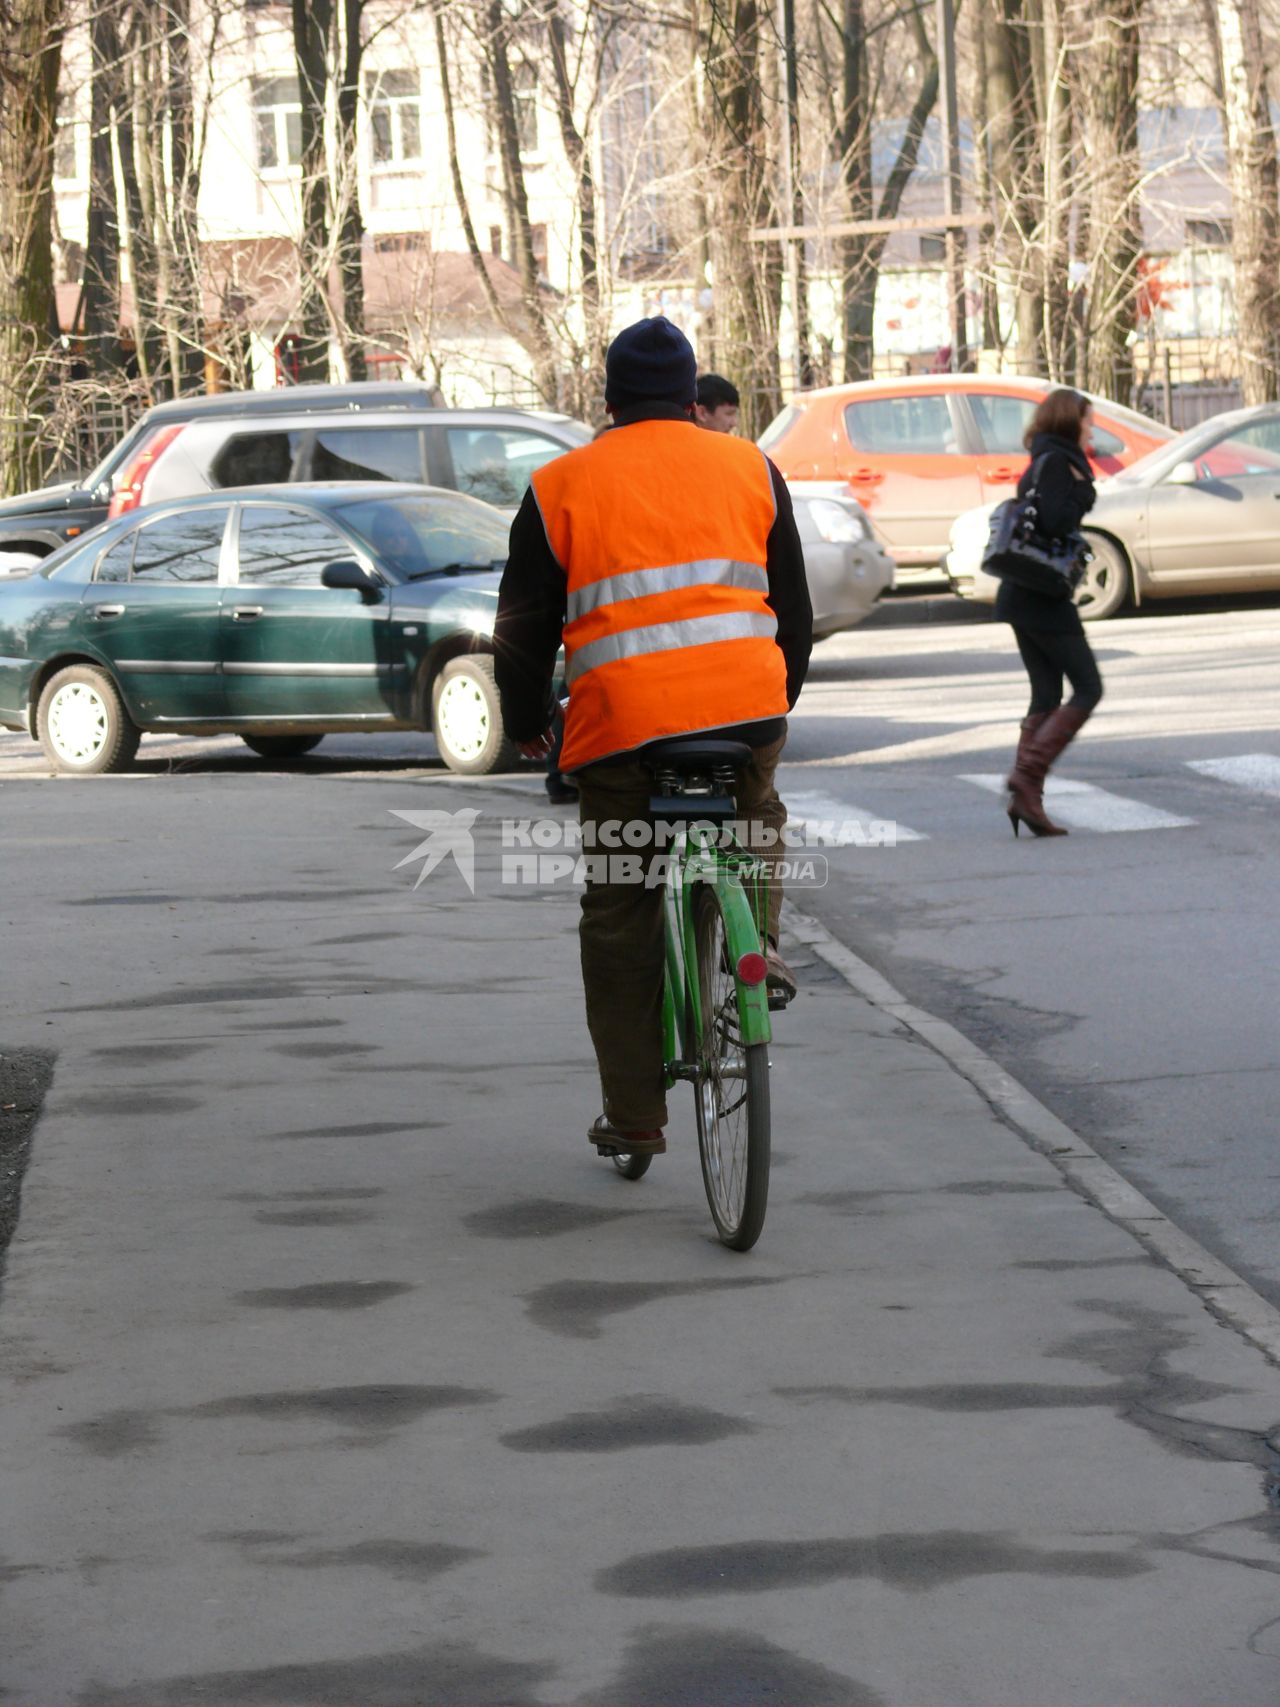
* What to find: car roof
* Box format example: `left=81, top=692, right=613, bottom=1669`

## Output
left=134, top=482, right=468, bottom=508
left=787, top=371, right=1175, bottom=438
left=140, top=383, right=446, bottom=425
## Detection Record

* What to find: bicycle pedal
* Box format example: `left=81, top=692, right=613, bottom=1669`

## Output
left=594, top=1142, right=622, bottom=1158
left=767, top=991, right=791, bottom=1011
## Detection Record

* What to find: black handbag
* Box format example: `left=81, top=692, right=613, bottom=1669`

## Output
left=982, top=455, right=1090, bottom=600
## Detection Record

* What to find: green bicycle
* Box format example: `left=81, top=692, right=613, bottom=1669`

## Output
left=595, top=740, right=775, bottom=1251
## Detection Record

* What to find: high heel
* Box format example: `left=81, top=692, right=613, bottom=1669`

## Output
left=1004, top=704, right=1091, bottom=838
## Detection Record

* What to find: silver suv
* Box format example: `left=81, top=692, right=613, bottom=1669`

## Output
left=113, top=405, right=592, bottom=519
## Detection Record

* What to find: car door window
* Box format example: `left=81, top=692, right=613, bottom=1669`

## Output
left=131, top=510, right=229, bottom=582
left=968, top=393, right=1036, bottom=454
left=237, top=505, right=358, bottom=587
left=1197, top=420, right=1280, bottom=479
left=843, top=396, right=955, bottom=454
left=446, top=428, right=565, bottom=505
left=95, top=533, right=136, bottom=582
left=210, top=431, right=303, bottom=488
left=310, top=427, right=424, bottom=484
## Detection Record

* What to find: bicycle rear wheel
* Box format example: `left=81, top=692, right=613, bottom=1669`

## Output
left=692, top=883, right=770, bottom=1250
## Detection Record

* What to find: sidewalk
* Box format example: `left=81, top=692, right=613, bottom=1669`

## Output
left=2, top=772, right=1279, bottom=1705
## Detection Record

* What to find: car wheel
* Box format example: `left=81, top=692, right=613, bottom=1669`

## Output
left=36, top=664, right=141, bottom=776
left=241, top=734, right=325, bottom=759
left=431, top=655, right=518, bottom=776
left=1076, top=534, right=1130, bottom=621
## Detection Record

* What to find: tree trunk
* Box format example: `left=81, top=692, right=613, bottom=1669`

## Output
left=703, top=0, right=780, bottom=431
left=1040, top=0, right=1072, bottom=380
left=0, top=0, right=62, bottom=493
left=119, top=7, right=164, bottom=398
left=841, top=1, right=937, bottom=382
left=837, top=0, right=873, bottom=380
left=1214, top=0, right=1280, bottom=403
left=82, top=2, right=122, bottom=379
left=432, top=1, right=516, bottom=341
left=484, top=0, right=559, bottom=403
left=291, top=0, right=333, bottom=384
left=984, top=0, right=1043, bottom=373
left=334, top=0, right=366, bottom=382
left=1073, top=0, right=1143, bottom=402
left=971, top=4, right=1003, bottom=352
left=547, top=0, right=603, bottom=412
left=167, top=0, right=206, bottom=393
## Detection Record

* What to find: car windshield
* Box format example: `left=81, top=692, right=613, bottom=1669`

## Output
left=1109, top=413, right=1280, bottom=486
left=758, top=405, right=801, bottom=452
left=331, top=492, right=510, bottom=579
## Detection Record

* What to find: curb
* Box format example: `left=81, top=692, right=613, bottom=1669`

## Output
left=786, top=903, right=1280, bottom=1370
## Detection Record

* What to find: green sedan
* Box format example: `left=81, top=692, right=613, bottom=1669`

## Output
left=0, top=484, right=522, bottom=775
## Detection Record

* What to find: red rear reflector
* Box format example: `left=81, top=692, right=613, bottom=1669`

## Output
left=107, top=423, right=185, bottom=519
left=736, top=951, right=768, bottom=986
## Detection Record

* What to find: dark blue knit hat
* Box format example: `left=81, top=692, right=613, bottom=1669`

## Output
left=605, top=316, right=698, bottom=408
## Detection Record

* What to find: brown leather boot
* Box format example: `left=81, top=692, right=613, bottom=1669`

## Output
left=1006, top=712, right=1049, bottom=791
left=1007, top=705, right=1091, bottom=838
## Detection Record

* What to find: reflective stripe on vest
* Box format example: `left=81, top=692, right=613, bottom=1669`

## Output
left=565, top=558, right=769, bottom=624
left=567, top=610, right=779, bottom=685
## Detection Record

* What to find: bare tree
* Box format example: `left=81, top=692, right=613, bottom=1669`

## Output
left=0, top=0, right=64, bottom=494
left=1213, top=0, right=1279, bottom=401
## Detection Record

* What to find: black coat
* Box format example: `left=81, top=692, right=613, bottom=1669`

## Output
left=995, top=433, right=1096, bottom=635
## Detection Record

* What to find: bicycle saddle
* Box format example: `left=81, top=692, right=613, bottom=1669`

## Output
left=644, top=739, right=753, bottom=774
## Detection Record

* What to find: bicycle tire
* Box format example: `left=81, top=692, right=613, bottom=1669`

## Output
left=692, top=883, right=770, bottom=1250
left=612, top=1151, right=653, bottom=1181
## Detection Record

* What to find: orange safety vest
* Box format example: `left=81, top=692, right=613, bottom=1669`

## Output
left=531, top=419, right=790, bottom=772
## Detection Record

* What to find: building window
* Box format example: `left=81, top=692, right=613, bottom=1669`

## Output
left=372, top=231, right=431, bottom=254
left=253, top=76, right=302, bottom=171
left=367, top=69, right=422, bottom=165
left=919, top=232, right=946, bottom=264
left=1186, top=218, right=1231, bottom=249
left=489, top=225, right=503, bottom=258
left=513, top=61, right=538, bottom=154
left=530, top=222, right=547, bottom=274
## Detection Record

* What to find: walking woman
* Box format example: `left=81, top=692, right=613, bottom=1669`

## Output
left=1001, top=389, right=1104, bottom=837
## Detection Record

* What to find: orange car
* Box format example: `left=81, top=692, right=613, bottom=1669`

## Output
left=759, top=374, right=1174, bottom=575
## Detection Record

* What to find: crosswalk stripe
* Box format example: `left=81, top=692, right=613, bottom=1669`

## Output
left=1187, top=754, right=1280, bottom=797
left=785, top=789, right=928, bottom=845
left=958, top=774, right=1196, bottom=833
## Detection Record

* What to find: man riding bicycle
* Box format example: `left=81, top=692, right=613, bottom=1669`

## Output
left=494, top=317, right=812, bottom=1158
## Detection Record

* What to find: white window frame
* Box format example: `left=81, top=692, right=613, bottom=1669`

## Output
left=367, top=69, right=423, bottom=168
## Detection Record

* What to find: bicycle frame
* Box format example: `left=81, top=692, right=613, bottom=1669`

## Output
left=661, top=822, right=772, bottom=1086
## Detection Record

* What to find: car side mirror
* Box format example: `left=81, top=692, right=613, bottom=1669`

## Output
left=321, top=558, right=380, bottom=600
left=1166, top=460, right=1199, bottom=486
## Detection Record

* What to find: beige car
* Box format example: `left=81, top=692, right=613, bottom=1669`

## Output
left=947, top=403, right=1280, bottom=619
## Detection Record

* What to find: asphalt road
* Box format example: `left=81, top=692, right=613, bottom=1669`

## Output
left=784, top=590, right=1280, bottom=1311
left=5, top=732, right=1280, bottom=1703
left=3, top=586, right=1280, bottom=1315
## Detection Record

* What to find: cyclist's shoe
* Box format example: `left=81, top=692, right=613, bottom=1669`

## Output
left=589, top=1116, right=666, bottom=1156
left=765, top=940, right=798, bottom=1009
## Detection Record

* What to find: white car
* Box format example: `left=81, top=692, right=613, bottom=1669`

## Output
left=788, top=481, right=896, bottom=637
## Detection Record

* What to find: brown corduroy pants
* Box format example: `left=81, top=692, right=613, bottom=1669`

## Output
left=575, top=730, right=787, bottom=1130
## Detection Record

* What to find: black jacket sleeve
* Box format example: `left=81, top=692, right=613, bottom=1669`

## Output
left=493, top=489, right=565, bottom=743
left=764, top=459, right=813, bottom=709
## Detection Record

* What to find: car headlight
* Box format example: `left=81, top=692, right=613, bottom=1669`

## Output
left=807, top=498, right=868, bottom=543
